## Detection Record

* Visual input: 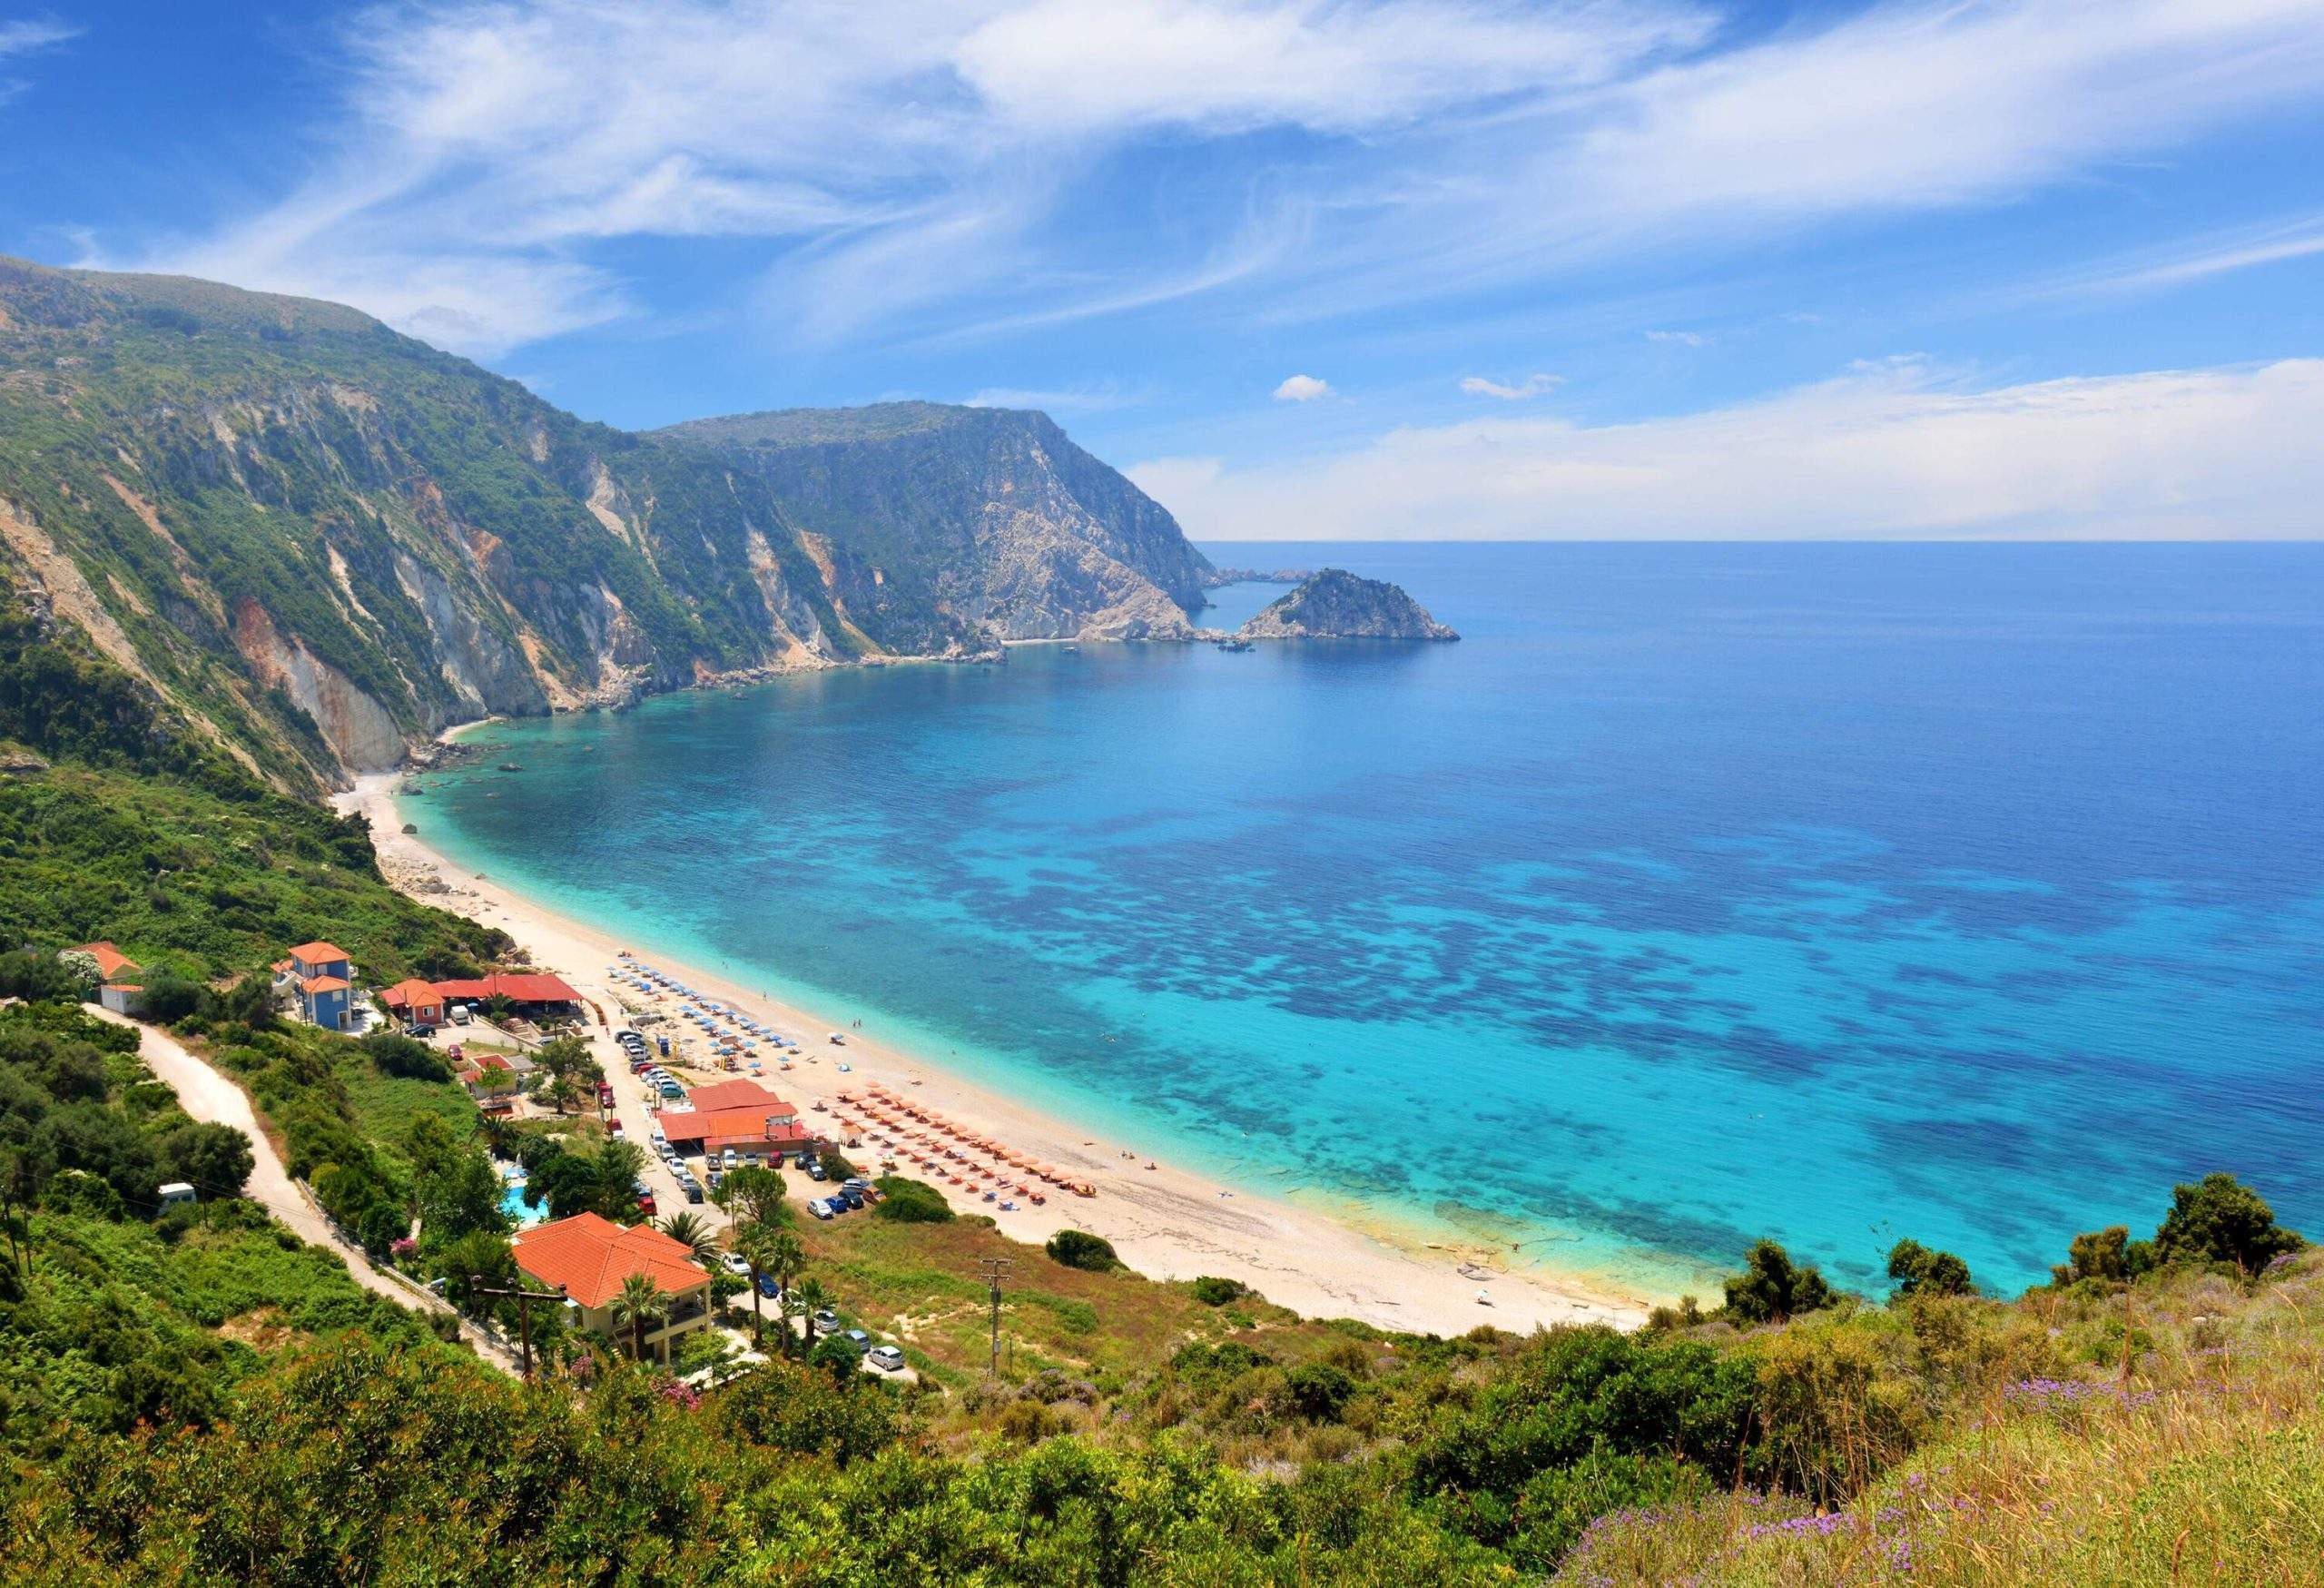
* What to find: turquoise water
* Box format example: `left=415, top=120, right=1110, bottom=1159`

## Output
left=418, top=544, right=2324, bottom=1299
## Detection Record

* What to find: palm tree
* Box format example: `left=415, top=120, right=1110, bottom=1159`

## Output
left=658, top=1211, right=716, bottom=1259
left=608, top=1272, right=670, bottom=1362
left=732, top=1222, right=782, bottom=1346
left=788, top=1276, right=831, bottom=1351
left=475, top=1113, right=517, bottom=1161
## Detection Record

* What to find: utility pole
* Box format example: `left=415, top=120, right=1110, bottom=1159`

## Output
left=977, top=1256, right=1013, bottom=1380
left=470, top=1274, right=567, bottom=1381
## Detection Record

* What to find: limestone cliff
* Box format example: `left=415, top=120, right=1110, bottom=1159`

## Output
left=653, top=403, right=1214, bottom=642
left=1236, top=568, right=1459, bottom=641
left=0, top=261, right=1209, bottom=790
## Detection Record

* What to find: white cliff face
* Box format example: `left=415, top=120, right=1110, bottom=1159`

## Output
left=0, top=264, right=1218, bottom=791
left=651, top=402, right=1215, bottom=646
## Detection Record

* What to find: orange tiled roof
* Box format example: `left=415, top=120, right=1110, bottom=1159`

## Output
left=684, top=1079, right=791, bottom=1113
left=659, top=1101, right=803, bottom=1142
left=511, top=1212, right=707, bottom=1308
left=379, top=978, right=442, bottom=1009
left=300, top=975, right=351, bottom=994
left=288, top=942, right=348, bottom=966
left=71, top=942, right=141, bottom=979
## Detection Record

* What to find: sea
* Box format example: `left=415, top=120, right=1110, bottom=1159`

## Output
left=416, top=543, right=2324, bottom=1300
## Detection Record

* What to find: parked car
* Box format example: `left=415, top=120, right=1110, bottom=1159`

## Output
left=837, top=1188, right=863, bottom=1210
left=683, top=1182, right=704, bottom=1205
left=812, top=1309, right=842, bottom=1334
left=723, top=1148, right=738, bottom=1170
left=842, top=1328, right=872, bottom=1354
left=866, top=1345, right=905, bottom=1372
left=808, top=1199, right=833, bottom=1220
left=722, top=1252, right=752, bottom=1277
left=756, top=1273, right=781, bottom=1299
left=635, top=1189, right=656, bottom=1217
left=807, top=1162, right=827, bottom=1181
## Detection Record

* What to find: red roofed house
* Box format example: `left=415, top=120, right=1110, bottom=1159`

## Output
left=68, top=942, right=141, bottom=981
left=510, top=1212, right=711, bottom=1362
left=379, top=977, right=448, bottom=1031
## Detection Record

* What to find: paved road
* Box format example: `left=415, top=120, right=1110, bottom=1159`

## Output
left=89, top=1005, right=515, bottom=1370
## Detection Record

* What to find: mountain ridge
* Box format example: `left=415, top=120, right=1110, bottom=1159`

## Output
left=0, top=260, right=1211, bottom=790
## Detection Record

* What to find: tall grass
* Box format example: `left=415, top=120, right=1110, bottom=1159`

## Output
left=1557, top=1261, right=2324, bottom=1585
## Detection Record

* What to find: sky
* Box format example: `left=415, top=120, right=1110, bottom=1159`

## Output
left=4, top=0, right=2323, bottom=540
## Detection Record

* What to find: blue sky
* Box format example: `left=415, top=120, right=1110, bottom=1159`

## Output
left=5, top=0, right=2323, bottom=538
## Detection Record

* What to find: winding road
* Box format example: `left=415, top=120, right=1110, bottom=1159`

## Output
left=88, top=1005, right=515, bottom=1369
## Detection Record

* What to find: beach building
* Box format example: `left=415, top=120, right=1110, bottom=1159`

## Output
left=382, top=977, right=447, bottom=1031
left=382, top=972, right=582, bottom=1024
left=510, top=1212, right=711, bottom=1363
left=656, top=1080, right=816, bottom=1159
left=273, top=942, right=356, bottom=1031
left=158, top=1181, right=197, bottom=1209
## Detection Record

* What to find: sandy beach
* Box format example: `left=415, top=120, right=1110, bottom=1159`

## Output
left=340, top=761, right=1649, bottom=1337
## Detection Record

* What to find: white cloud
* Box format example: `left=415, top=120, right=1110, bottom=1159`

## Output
left=1273, top=373, right=1333, bottom=401
left=0, top=18, right=76, bottom=55
left=1645, top=330, right=1709, bottom=347
left=2011, top=210, right=2324, bottom=303
left=953, top=0, right=1711, bottom=134
left=1130, top=359, right=2324, bottom=540
left=0, top=15, right=74, bottom=103
left=965, top=381, right=1142, bottom=413
left=78, top=0, right=2324, bottom=358
left=1460, top=372, right=1561, bottom=399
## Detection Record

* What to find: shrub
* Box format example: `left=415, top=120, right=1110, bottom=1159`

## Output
left=1886, top=1238, right=1974, bottom=1298
left=1723, top=1239, right=1835, bottom=1324
left=1286, top=1363, right=1356, bottom=1422
left=1191, top=1275, right=1249, bottom=1307
left=2053, top=1224, right=2155, bottom=1287
left=871, top=1176, right=953, bottom=1223
left=362, top=1030, right=449, bottom=1082
left=1046, top=1228, right=1118, bottom=1271
left=2154, top=1172, right=2305, bottom=1274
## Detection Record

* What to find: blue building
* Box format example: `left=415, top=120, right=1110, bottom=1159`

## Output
left=276, top=940, right=357, bottom=1031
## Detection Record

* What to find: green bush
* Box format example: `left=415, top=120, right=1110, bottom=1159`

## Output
left=871, top=1176, right=953, bottom=1223
left=1190, top=1275, right=1249, bottom=1306
left=1045, top=1228, right=1118, bottom=1271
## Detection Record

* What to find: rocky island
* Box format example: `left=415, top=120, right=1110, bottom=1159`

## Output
left=1236, top=568, right=1460, bottom=642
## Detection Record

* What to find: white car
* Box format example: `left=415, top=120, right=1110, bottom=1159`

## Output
left=866, top=1345, right=905, bottom=1372
left=721, top=1252, right=752, bottom=1277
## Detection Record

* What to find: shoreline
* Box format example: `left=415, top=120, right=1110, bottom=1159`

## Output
left=341, top=756, right=1650, bottom=1337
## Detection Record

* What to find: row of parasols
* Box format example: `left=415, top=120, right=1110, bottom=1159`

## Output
left=828, top=1083, right=1097, bottom=1200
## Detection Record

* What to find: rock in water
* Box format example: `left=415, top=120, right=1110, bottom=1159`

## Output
left=1236, top=569, right=1459, bottom=642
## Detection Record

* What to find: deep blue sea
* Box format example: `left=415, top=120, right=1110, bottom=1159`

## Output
left=419, top=544, right=2324, bottom=1299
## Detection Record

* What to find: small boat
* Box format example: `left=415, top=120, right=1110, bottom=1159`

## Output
left=1215, top=637, right=1254, bottom=653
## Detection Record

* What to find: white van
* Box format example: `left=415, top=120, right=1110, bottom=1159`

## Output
left=448, top=1004, right=472, bottom=1025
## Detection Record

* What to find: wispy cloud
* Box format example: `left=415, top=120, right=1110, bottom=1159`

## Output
left=0, top=17, right=76, bottom=54
left=2011, top=210, right=2324, bottom=302
left=1131, top=358, right=2324, bottom=541
left=0, top=15, right=75, bottom=104
left=1645, top=330, right=1709, bottom=347
left=965, top=381, right=1143, bottom=413
left=75, top=0, right=2324, bottom=360
left=1273, top=373, right=1332, bottom=401
left=1460, top=372, right=1561, bottom=399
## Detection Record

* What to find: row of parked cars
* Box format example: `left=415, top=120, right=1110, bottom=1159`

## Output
left=806, top=1176, right=881, bottom=1220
